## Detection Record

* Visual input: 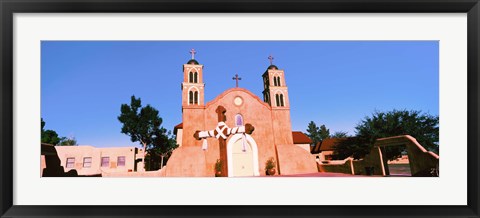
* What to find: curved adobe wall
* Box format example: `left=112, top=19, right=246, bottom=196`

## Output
left=165, top=146, right=208, bottom=177
left=275, top=144, right=318, bottom=175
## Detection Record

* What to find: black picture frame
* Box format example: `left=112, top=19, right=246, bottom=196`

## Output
left=1, top=0, right=479, bottom=217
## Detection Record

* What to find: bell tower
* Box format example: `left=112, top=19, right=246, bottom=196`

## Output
left=262, top=55, right=289, bottom=108
left=182, top=48, right=205, bottom=107
left=262, top=55, right=293, bottom=145
left=181, top=49, right=206, bottom=147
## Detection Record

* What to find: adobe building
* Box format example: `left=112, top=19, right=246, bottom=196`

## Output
left=311, top=138, right=345, bottom=162
left=164, top=51, right=318, bottom=177
left=41, top=143, right=145, bottom=177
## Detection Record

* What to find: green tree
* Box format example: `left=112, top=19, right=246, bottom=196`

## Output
left=331, top=131, right=349, bottom=138
left=334, top=110, right=439, bottom=160
left=118, top=95, right=165, bottom=170
left=41, top=118, right=61, bottom=145
left=319, top=124, right=330, bottom=141
left=306, top=121, right=321, bottom=146
left=59, top=137, right=78, bottom=146
left=147, top=129, right=178, bottom=170
left=42, top=130, right=61, bottom=145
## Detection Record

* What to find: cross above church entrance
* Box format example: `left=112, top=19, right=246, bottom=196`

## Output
left=190, top=48, right=196, bottom=59
left=232, top=74, right=242, bottom=88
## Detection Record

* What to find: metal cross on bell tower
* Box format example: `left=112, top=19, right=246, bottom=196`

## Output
left=190, top=48, right=197, bottom=59
left=268, top=54, right=274, bottom=65
left=232, top=74, right=242, bottom=88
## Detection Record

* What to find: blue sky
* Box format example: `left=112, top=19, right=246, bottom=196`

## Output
left=41, top=41, right=439, bottom=147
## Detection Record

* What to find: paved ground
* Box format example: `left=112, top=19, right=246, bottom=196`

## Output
left=388, top=164, right=412, bottom=176
left=273, top=172, right=377, bottom=177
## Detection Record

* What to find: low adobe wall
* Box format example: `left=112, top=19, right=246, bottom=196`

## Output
left=375, top=135, right=439, bottom=176
left=318, top=148, right=384, bottom=176
left=318, top=160, right=353, bottom=174
left=319, top=135, right=439, bottom=176
left=352, top=147, right=385, bottom=175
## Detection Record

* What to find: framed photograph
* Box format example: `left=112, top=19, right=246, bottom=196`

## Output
left=1, top=0, right=479, bottom=217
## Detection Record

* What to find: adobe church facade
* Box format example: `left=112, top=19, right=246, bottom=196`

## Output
left=165, top=51, right=318, bottom=177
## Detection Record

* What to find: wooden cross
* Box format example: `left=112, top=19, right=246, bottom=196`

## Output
left=190, top=48, right=197, bottom=59
left=215, top=106, right=229, bottom=177
left=232, top=74, right=242, bottom=88
left=268, top=55, right=274, bottom=65
left=193, top=106, right=255, bottom=177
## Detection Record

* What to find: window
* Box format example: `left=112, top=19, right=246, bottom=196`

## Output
left=189, top=91, right=194, bottom=104
left=194, top=91, right=198, bottom=104
left=101, top=157, right=109, bottom=167
left=83, top=157, right=92, bottom=168
left=189, top=72, right=193, bottom=83
left=66, top=158, right=75, bottom=168
left=189, top=71, right=198, bottom=83
left=273, top=76, right=281, bottom=86
left=235, top=114, right=244, bottom=126
left=275, top=93, right=285, bottom=107
left=117, top=156, right=126, bottom=167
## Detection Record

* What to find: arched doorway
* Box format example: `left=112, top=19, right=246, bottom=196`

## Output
left=227, top=134, right=260, bottom=177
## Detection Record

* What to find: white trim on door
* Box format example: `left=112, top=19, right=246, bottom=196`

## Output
left=226, top=134, right=260, bottom=177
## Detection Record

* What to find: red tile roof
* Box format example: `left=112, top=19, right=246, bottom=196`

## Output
left=310, top=138, right=351, bottom=154
left=292, top=131, right=312, bottom=144
left=319, top=138, right=342, bottom=151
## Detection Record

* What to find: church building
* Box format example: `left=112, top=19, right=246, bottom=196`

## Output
left=165, top=50, right=318, bottom=177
